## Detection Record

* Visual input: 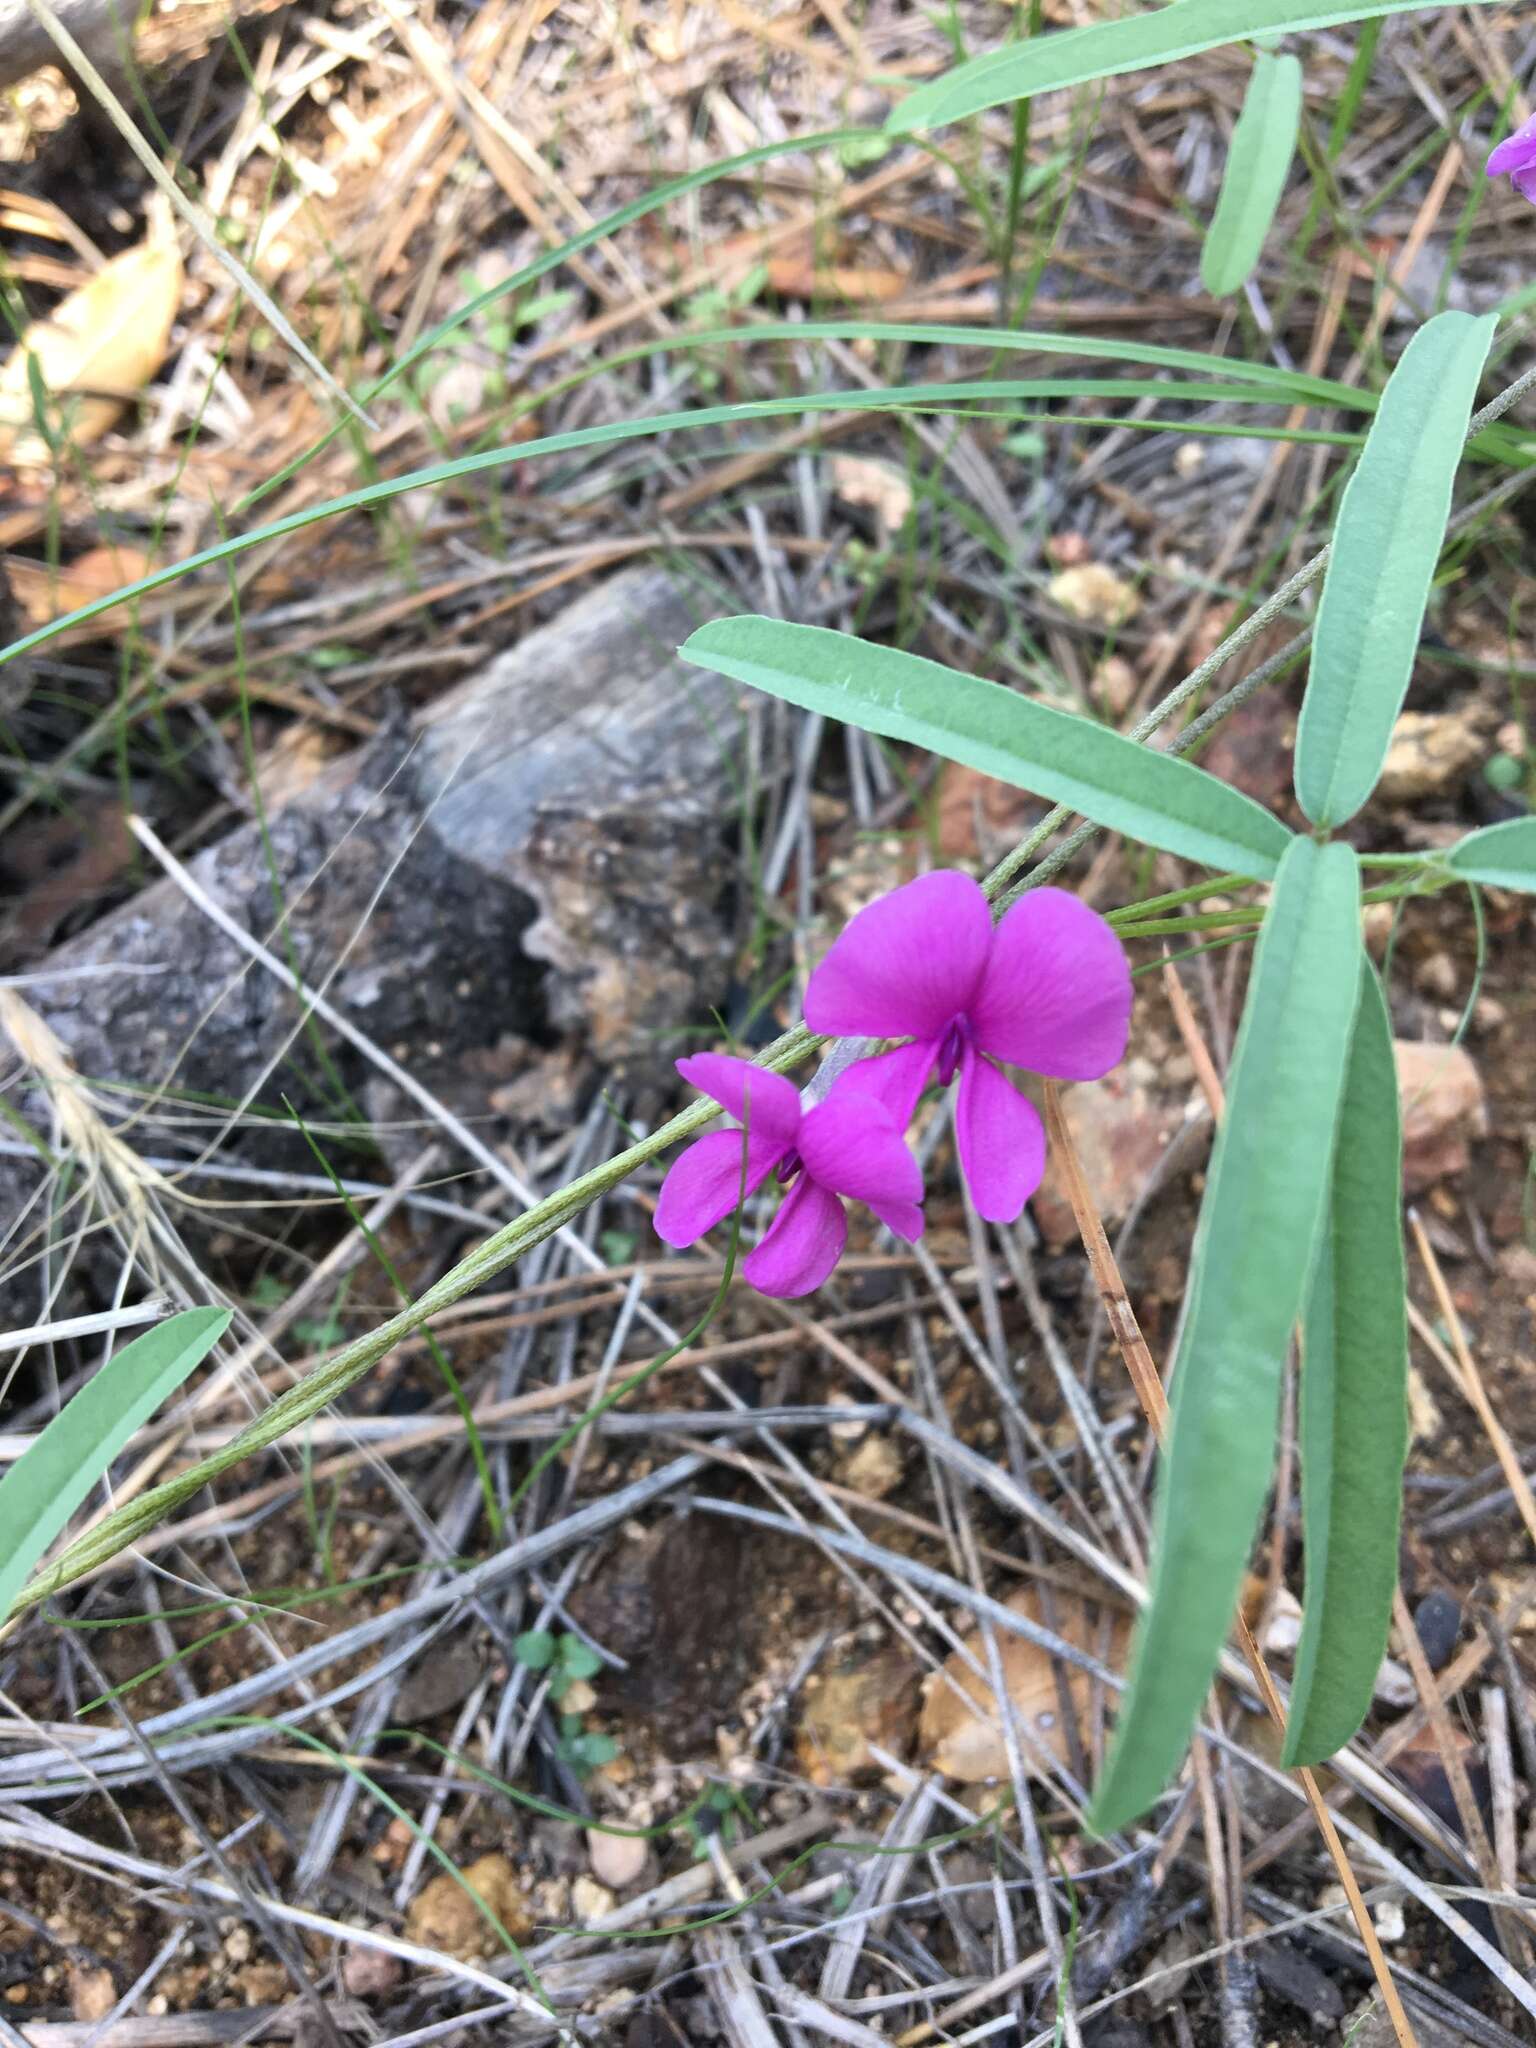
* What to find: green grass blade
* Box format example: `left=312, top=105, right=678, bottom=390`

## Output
left=1293, top=311, right=1496, bottom=827
left=888, top=0, right=1497, bottom=131
left=1199, top=54, right=1304, bottom=295
left=1088, top=838, right=1362, bottom=1835
left=0, top=1306, right=230, bottom=1625
left=1284, top=955, right=1407, bottom=1766
left=1443, top=816, right=1536, bottom=891
left=681, top=617, right=1293, bottom=877
left=0, top=380, right=1340, bottom=675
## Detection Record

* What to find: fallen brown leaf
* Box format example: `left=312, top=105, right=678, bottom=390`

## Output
left=0, top=237, right=182, bottom=464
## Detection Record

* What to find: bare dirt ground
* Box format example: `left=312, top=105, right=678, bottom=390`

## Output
left=0, top=4, right=1534, bottom=2044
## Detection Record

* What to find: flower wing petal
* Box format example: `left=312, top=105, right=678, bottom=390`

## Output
left=797, top=1093, right=924, bottom=1208
left=954, top=1049, right=1046, bottom=1223
left=831, top=1038, right=938, bottom=1129
left=804, top=871, right=991, bottom=1039
left=966, top=887, right=1132, bottom=1079
left=675, top=1053, right=802, bottom=1151
left=742, top=1178, right=847, bottom=1297
left=654, top=1131, right=775, bottom=1247
left=1487, top=116, right=1536, bottom=178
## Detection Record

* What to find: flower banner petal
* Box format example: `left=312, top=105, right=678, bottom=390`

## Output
left=743, top=1178, right=848, bottom=1297
left=968, top=888, right=1132, bottom=1080
left=797, top=1093, right=924, bottom=1208
left=954, top=1049, right=1047, bottom=1222
left=804, top=871, right=991, bottom=1039
left=674, top=1053, right=803, bottom=1151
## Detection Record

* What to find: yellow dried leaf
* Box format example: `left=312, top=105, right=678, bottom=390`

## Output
left=919, top=1587, right=1131, bottom=1783
left=5, top=544, right=152, bottom=626
left=0, top=238, right=182, bottom=464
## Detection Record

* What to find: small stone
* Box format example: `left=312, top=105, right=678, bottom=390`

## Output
left=1092, top=654, right=1137, bottom=718
left=341, top=1944, right=403, bottom=1998
left=1395, top=1040, right=1487, bottom=1192
left=559, top=1678, right=597, bottom=1715
left=1032, top=1072, right=1189, bottom=1247
left=1262, top=1587, right=1303, bottom=1658
left=571, top=1876, right=616, bottom=1925
left=222, top=1927, right=252, bottom=1966
left=830, top=453, right=913, bottom=532
left=840, top=1433, right=902, bottom=1499
left=405, top=1853, right=532, bottom=1959
left=1374, top=1899, right=1407, bottom=1945
left=1377, top=707, right=1491, bottom=801
left=1362, top=902, right=1395, bottom=957
left=1415, top=952, right=1458, bottom=1000
left=1499, top=1244, right=1536, bottom=1296
left=797, top=1646, right=921, bottom=1785
left=827, top=1391, right=869, bottom=1443
left=1373, top=1657, right=1417, bottom=1708
left=68, top=1966, right=115, bottom=2023
left=1412, top=1590, right=1461, bottom=1671
left=585, top=1827, right=648, bottom=1891
left=1407, top=1367, right=1443, bottom=1443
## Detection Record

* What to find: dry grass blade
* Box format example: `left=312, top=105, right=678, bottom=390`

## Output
left=1409, top=1212, right=1536, bottom=1553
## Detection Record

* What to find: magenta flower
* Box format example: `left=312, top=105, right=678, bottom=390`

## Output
left=1488, top=114, right=1536, bottom=202
left=805, top=872, right=1132, bottom=1224
left=654, top=1052, right=923, bottom=1298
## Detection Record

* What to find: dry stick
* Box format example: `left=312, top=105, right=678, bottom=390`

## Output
left=1408, top=1213, right=1536, bottom=1551
left=1041, top=1082, right=1421, bottom=2048
left=1388, top=1585, right=1533, bottom=1969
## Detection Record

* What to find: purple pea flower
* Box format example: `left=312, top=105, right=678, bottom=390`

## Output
left=1488, top=113, right=1536, bottom=203
left=654, top=1052, right=923, bottom=1298
left=805, top=871, right=1132, bottom=1224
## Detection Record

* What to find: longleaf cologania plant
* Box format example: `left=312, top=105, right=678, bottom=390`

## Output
left=678, top=303, right=1533, bottom=1828
left=5, top=0, right=1536, bottom=1847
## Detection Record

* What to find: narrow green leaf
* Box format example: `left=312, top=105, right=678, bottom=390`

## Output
left=1199, top=54, right=1304, bottom=296
left=1294, top=312, right=1496, bottom=827
left=1284, top=957, right=1407, bottom=1766
left=0, top=1307, right=230, bottom=1626
left=888, top=0, right=1497, bottom=132
left=681, top=618, right=1292, bottom=878
left=1089, top=838, right=1362, bottom=1835
left=1443, top=816, right=1536, bottom=892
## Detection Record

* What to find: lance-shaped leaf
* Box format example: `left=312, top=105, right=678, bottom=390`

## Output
left=1284, top=956, right=1407, bottom=1765
left=1294, top=312, right=1495, bottom=827
left=681, top=618, right=1292, bottom=878
left=0, top=1307, right=230, bottom=1626
left=1200, top=54, right=1304, bottom=296
left=1443, top=816, right=1536, bottom=893
left=888, top=0, right=1498, bottom=132
left=1089, top=837, right=1362, bottom=1835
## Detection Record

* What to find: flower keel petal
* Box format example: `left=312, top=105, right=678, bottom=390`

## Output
left=743, top=1178, right=848, bottom=1297
left=954, top=1049, right=1047, bottom=1223
left=832, top=1038, right=938, bottom=1128
left=797, top=1093, right=924, bottom=1209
